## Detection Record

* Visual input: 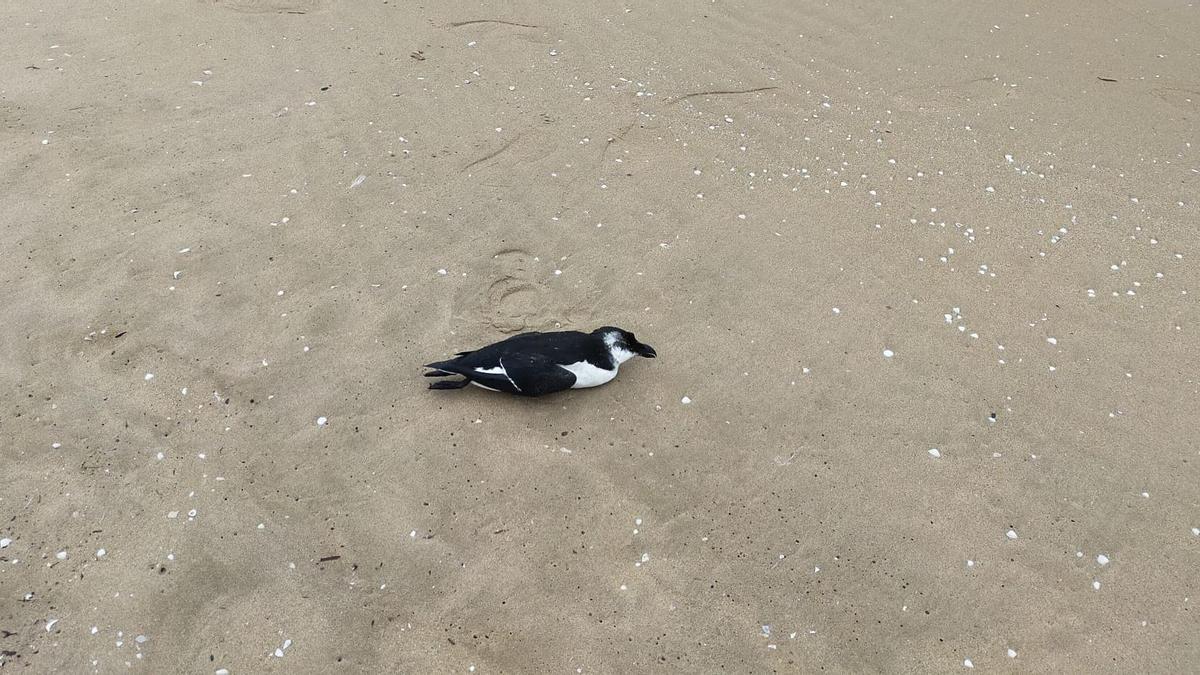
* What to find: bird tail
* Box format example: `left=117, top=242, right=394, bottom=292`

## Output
left=424, top=360, right=461, bottom=377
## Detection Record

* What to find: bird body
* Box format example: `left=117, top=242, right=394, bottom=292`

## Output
left=424, top=327, right=656, bottom=396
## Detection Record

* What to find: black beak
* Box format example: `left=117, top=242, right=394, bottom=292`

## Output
left=638, top=343, right=657, bottom=358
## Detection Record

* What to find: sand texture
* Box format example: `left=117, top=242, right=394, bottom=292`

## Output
left=2, top=0, right=1199, bottom=672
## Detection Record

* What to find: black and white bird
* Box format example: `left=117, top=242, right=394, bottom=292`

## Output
left=424, top=326, right=656, bottom=396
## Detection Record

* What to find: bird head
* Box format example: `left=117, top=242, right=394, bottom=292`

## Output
left=595, top=326, right=657, bottom=362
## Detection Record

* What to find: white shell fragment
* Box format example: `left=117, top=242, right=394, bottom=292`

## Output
left=273, top=638, right=293, bottom=658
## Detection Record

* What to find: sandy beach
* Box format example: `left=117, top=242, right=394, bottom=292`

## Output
left=2, top=0, right=1198, bottom=671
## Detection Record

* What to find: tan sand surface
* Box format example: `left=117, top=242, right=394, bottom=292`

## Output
left=2, top=0, right=1198, bottom=671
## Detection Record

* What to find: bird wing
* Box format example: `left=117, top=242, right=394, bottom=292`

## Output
left=453, top=332, right=542, bottom=357
left=424, top=352, right=574, bottom=396
left=499, top=352, right=577, bottom=396
left=424, top=359, right=519, bottom=393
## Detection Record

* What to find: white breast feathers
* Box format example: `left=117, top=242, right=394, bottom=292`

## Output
left=559, top=361, right=618, bottom=388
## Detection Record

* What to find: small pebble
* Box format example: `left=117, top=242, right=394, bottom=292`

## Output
left=1006, top=530, right=1019, bottom=540
left=680, top=396, right=692, bottom=405
left=882, top=349, right=895, bottom=358
left=1007, top=648, right=1017, bottom=658
left=317, top=416, right=328, bottom=426
left=1097, top=554, right=1110, bottom=566
left=928, top=448, right=941, bottom=458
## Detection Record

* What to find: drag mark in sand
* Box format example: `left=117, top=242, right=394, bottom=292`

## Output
left=448, top=19, right=539, bottom=29
left=462, top=134, right=522, bottom=172
left=603, top=120, right=639, bottom=157
left=664, top=86, right=778, bottom=105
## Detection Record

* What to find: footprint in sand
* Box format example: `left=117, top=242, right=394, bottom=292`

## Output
left=455, top=249, right=558, bottom=333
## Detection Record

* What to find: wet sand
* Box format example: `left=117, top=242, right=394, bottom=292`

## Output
left=2, top=0, right=1198, bottom=671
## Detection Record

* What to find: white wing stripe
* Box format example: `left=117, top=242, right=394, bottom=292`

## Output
left=474, top=361, right=520, bottom=392
left=499, top=357, right=520, bottom=392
